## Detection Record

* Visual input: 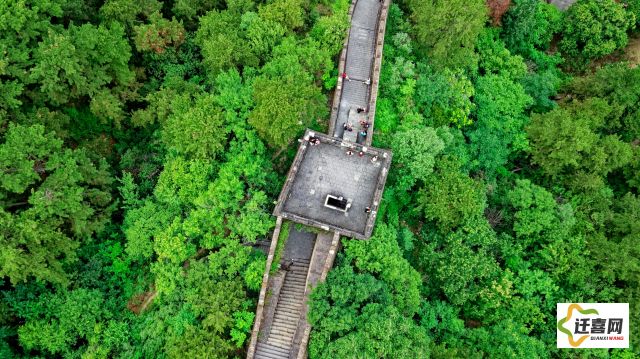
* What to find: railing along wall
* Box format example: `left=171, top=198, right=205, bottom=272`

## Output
left=245, top=217, right=284, bottom=358
left=365, top=0, right=391, bottom=146
left=328, top=0, right=358, bottom=136
left=295, top=231, right=342, bottom=359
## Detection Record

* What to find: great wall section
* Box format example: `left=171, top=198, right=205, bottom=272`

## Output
left=246, top=0, right=392, bottom=357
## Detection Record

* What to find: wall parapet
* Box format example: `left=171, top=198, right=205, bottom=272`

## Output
left=246, top=216, right=283, bottom=358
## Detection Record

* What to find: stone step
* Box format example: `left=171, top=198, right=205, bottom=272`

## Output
left=283, top=278, right=306, bottom=285
left=277, top=296, right=302, bottom=304
left=267, top=338, right=292, bottom=350
left=274, top=309, right=301, bottom=319
left=270, top=324, right=296, bottom=334
left=255, top=342, right=290, bottom=359
left=268, top=333, right=294, bottom=344
left=271, top=322, right=298, bottom=332
left=273, top=312, right=298, bottom=321
left=284, top=276, right=306, bottom=282
left=283, top=279, right=306, bottom=285
left=273, top=311, right=299, bottom=320
left=284, top=275, right=307, bottom=282
left=288, top=264, right=309, bottom=269
left=280, top=284, right=305, bottom=292
left=269, top=332, right=295, bottom=344
left=275, top=305, right=301, bottom=313
left=289, top=263, right=309, bottom=268
left=279, top=294, right=304, bottom=301
left=257, top=342, right=290, bottom=354
left=281, top=286, right=304, bottom=293
left=281, top=286, right=305, bottom=294
left=284, top=272, right=307, bottom=281
left=272, top=318, right=298, bottom=329
left=274, top=310, right=299, bottom=319
left=276, top=298, right=302, bottom=313
left=280, top=292, right=304, bottom=299
left=283, top=278, right=306, bottom=286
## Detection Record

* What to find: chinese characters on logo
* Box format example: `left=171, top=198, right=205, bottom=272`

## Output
left=574, top=318, right=623, bottom=335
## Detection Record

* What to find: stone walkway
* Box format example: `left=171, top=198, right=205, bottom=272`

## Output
left=254, top=227, right=315, bottom=359
left=247, top=0, right=391, bottom=356
left=333, top=0, right=382, bottom=142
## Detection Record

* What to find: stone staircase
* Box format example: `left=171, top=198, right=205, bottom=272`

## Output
left=247, top=0, right=392, bottom=355
left=254, top=342, right=290, bottom=359
left=255, top=258, right=310, bottom=358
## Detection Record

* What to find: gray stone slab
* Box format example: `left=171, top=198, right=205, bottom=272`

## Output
left=335, top=81, right=369, bottom=142
left=351, top=0, right=381, bottom=30
left=345, top=26, right=375, bottom=80
left=332, top=0, right=381, bottom=140
left=282, top=226, right=316, bottom=261
left=549, top=0, right=576, bottom=10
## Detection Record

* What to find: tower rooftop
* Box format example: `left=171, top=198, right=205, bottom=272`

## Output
left=273, top=129, right=391, bottom=239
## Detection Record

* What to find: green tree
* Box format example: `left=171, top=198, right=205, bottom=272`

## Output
left=405, top=0, right=487, bottom=70
left=560, top=0, right=635, bottom=66
left=162, top=94, right=228, bottom=159
left=249, top=43, right=327, bottom=148
left=414, top=66, right=475, bottom=127
left=476, top=29, right=527, bottom=81
left=0, top=1, right=66, bottom=112
left=15, top=288, right=129, bottom=357
left=196, top=10, right=258, bottom=77
left=567, top=64, right=640, bottom=141
left=468, top=74, right=532, bottom=178
left=241, top=12, right=286, bottom=60
left=391, top=127, right=445, bottom=190
left=258, top=0, right=306, bottom=32
left=99, top=0, right=162, bottom=28
left=309, top=224, right=429, bottom=358
left=0, top=124, right=112, bottom=285
left=29, top=22, right=135, bottom=123
left=417, top=218, right=500, bottom=310
left=527, top=98, right=632, bottom=185
left=172, top=0, right=223, bottom=22
left=418, top=157, right=486, bottom=232
left=501, top=0, right=561, bottom=57
left=134, top=12, right=186, bottom=54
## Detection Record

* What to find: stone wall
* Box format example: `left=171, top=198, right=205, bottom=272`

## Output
left=328, top=0, right=358, bottom=136
left=295, top=231, right=342, bottom=359
left=246, top=216, right=283, bottom=358
left=365, top=0, right=391, bottom=147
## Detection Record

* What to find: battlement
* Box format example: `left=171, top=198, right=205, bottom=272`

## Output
left=273, top=130, right=391, bottom=239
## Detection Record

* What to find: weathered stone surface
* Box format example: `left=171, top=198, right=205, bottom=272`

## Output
left=248, top=0, right=392, bottom=356
left=549, top=0, right=576, bottom=11
left=274, top=130, right=391, bottom=239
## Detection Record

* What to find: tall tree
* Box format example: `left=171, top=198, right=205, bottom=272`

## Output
left=0, top=124, right=112, bottom=285
left=527, top=98, right=632, bottom=187
left=560, top=0, right=635, bottom=67
left=405, top=0, right=487, bottom=70
left=501, top=0, right=561, bottom=57
left=468, top=74, right=532, bottom=179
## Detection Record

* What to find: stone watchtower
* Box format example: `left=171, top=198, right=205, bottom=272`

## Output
left=247, top=0, right=392, bottom=357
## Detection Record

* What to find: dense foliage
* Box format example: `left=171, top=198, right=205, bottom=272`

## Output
left=309, top=0, right=640, bottom=357
left=1, top=0, right=639, bottom=358
left=0, top=0, right=347, bottom=357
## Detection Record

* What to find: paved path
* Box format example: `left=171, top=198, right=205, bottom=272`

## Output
left=333, top=0, right=382, bottom=143
left=247, top=0, right=390, bottom=356
left=256, top=258, right=310, bottom=357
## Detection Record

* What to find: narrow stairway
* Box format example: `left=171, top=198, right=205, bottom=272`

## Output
left=255, top=258, right=310, bottom=358
left=254, top=342, right=290, bottom=359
